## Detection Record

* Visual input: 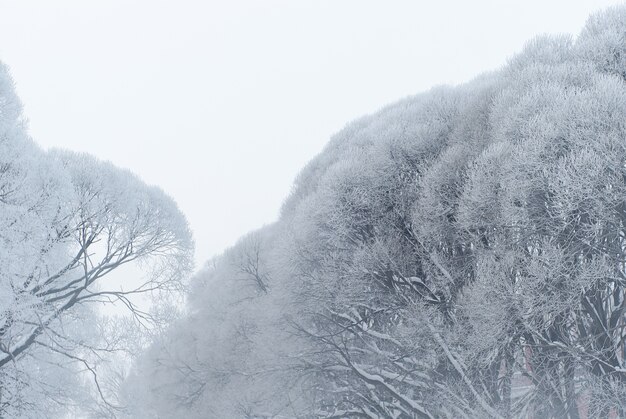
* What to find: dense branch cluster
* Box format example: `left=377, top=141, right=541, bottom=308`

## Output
left=124, top=7, right=626, bottom=419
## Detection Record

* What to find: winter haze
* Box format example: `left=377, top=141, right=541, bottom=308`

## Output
left=2, top=1, right=626, bottom=418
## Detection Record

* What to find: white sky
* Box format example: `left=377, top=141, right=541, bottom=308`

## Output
left=0, top=0, right=623, bottom=267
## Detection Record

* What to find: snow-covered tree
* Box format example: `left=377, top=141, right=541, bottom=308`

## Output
left=0, top=62, right=193, bottom=417
left=123, top=225, right=308, bottom=418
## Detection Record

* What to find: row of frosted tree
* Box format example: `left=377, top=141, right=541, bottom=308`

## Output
left=2, top=5, right=626, bottom=419
left=123, top=7, right=626, bottom=419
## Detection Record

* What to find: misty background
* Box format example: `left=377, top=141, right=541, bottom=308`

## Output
left=0, top=0, right=622, bottom=264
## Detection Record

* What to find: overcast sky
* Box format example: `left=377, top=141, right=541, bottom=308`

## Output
left=0, top=0, right=623, bottom=267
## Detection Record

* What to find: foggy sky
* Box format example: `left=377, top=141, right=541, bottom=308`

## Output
left=0, top=0, right=622, bottom=266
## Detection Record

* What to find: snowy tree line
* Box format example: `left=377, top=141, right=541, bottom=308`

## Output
left=2, top=5, right=626, bottom=419
left=122, top=7, right=626, bottom=419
